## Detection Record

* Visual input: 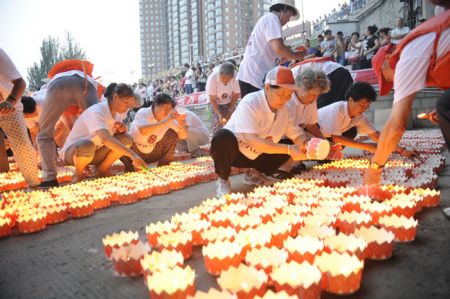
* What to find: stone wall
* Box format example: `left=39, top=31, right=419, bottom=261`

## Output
left=356, top=0, right=404, bottom=32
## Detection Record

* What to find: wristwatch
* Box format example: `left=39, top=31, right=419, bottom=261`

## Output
left=368, top=161, right=384, bottom=170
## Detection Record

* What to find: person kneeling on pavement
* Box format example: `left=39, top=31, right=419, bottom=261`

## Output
left=176, top=108, right=209, bottom=158
left=211, top=66, right=308, bottom=197
left=60, top=83, right=146, bottom=182
left=123, top=93, right=188, bottom=170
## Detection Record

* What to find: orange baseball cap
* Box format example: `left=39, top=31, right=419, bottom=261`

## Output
left=265, top=66, right=299, bottom=91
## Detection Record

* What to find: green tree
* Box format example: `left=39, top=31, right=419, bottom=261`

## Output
left=27, top=33, right=87, bottom=91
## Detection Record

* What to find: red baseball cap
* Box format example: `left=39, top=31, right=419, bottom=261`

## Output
left=265, top=66, right=299, bottom=91
left=372, top=44, right=395, bottom=96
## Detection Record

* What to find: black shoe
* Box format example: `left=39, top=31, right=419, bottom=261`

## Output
left=38, top=179, right=59, bottom=189
left=270, top=170, right=294, bottom=180
left=290, top=163, right=307, bottom=175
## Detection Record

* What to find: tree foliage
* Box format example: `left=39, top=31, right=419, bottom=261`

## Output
left=27, top=32, right=87, bottom=91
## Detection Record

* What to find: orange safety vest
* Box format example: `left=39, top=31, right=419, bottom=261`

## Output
left=390, top=9, right=450, bottom=90
left=290, top=56, right=334, bottom=69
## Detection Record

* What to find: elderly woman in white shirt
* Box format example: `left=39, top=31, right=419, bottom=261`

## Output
left=123, top=93, right=188, bottom=170
left=61, top=83, right=146, bottom=182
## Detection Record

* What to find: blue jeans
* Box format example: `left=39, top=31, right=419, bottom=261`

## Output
left=184, top=84, right=193, bottom=94
left=336, top=55, right=345, bottom=65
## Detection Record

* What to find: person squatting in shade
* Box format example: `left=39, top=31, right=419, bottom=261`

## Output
left=60, top=83, right=146, bottom=182
left=211, top=66, right=308, bottom=198
left=206, top=62, right=240, bottom=133
left=318, top=82, right=417, bottom=158
left=122, top=93, right=188, bottom=170
left=176, top=108, right=209, bottom=158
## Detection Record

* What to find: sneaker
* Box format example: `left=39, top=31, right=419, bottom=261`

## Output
left=38, top=179, right=59, bottom=189
left=270, top=170, right=294, bottom=180
left=243, top=171, right=277, bottom=187
left=216, top=178, right=231, bottom=198
left=290, top=162, right=307, bottom=175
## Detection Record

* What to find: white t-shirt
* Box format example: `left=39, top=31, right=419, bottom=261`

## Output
left=129, top=107, right=179, bottom=154
left=185, top=69, right=194, bottom=85
left=179, top=108, right=209, bottom=135
left=60, top=100, right=120, bottom=158
left=237, top=13, right=283, bottom=89
left=0, top=49, right=23, bottom=110
left=291, top=60, right=342, bottom=77
left=24, top=98, right=45, bottom=129
left=321, top=39, right=337, bottom=57
left=205, top=69, right=240, bottom=105
left=393, top=27, right=450, bottom=104
left=287, top=94, right=318, bottom=128
left=225, top=90, right=304, bottom=160
left=390, top=26, right=410, bottom=44
left=318, top=101, right=376, bottom=137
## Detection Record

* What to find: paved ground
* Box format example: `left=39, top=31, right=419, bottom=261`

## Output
left=0, top=153, right=450, bottom=299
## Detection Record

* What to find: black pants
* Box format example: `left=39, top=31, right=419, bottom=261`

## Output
left=326, top=127, right=358, bottom=145
left=238, top=80, right=260, bottom=99
left=436, top=89, right=450, bottom=150
left=210, top=129, right=291, bottom=180
left=317, top=68, right=354, bottom=109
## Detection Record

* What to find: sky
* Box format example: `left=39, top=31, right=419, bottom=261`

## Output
left=0, top=0, right=345, bottom=86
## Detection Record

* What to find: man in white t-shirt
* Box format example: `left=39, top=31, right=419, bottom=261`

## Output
left=318, top=82, right=417, bottom=157
left=211, top=66, right=308, bottom=197
left=0, top=48, right=39, bottom=186
left=176, top=109, right=209, bottom=157
left=237, top=0, right=305, bottom=98
left=320, top=30, right=337, bottom=57
left=206, top=62, right=241, bottom=133
left=61, top=84, right=145, bottom=181
left=37, top=60, right=101, bottom=188
left=125, top=93, right=188, bottom=170
left=184, top=64, right=195, bottom=94
left=390, top=18, right=410, bottom=44
left=363, top=4, right=449, bottom=188
left=291, top=57, right=353, bottom=108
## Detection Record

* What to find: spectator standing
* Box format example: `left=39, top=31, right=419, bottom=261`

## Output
left=379, top=27, right=392, bottom=46
left=184, top=64, right=194, bottom=94
left=335, top=31, right=346, bottom=65
left=237, top=0, right=305, bottom=98
left=361, top=25, right=380, bottom=68
left=321, top=30, right=337, bottom=58
left=195, top=63, right=207, bottom=92
left=346, top=32, right=362, bottom=65
left=390, top=17, right=410, bottom=45
left=0, top=48, right=39, bottom=186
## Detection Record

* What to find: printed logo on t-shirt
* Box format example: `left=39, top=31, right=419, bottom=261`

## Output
left=147, top=135, right=157, bottom=144
left=237, top=137, right=262, bottom=160
left=219, top=93, right=231, bottom=103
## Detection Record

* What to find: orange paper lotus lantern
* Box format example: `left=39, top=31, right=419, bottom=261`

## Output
left=110, top=240, right=150, bottom=277
left=385, top=198, right=417, bottom=218
left=244, top=247, right=288, bottom=282
left=342, top=195, right=371, bottom=213
left=145, top=221, right=179, bottom=247
left=0, top=217, right=12, bottom=238
left=271, top=212, right=304, bottom=237
left=354, top=226, right=395, bottom=260
left=180, top=219, right=210, bottom=246
left=415, top=189, right=440, bottom=207
left=284, top=236, right=324, bottom=264
left=298, top=225, right=335, bottom=240
left=217, top=264, right=268, bottom=299
left=314, top=252, right=364, bottom=295
left=140, top=249, right=184, bottom=279
left=337, top=211, right=372, bottom=234
left=102, top=231, right=139, bottom=259
left=323, top=233, right=368, bottom=260
left=271, top=261, right=322, bottom=299
left=233, top=216, right=262, bottom=232
left=188, top=288, right=237, bottom=299
left=146, top=266, right=196, bottom=299
left=360, top=201, right=393, bottom=225
left=45, top=205, right=69, bottom=224
left=378, top=215, right=418, bottom=242
left=16, top=211, right=47, bottom=234
left=261, top=221, right=291, bottom=248
left=236, top=228, right=271, bottom=257
left=158, top=231, right=193, bottom=259
left=69, top=200, right=94, bottom=218
left=202, top=240, right=243, bottom=275
left=201, top=226, right=236, bottom=245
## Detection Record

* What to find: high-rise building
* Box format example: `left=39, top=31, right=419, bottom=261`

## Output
left=140, top=0, right=271, bottom=79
